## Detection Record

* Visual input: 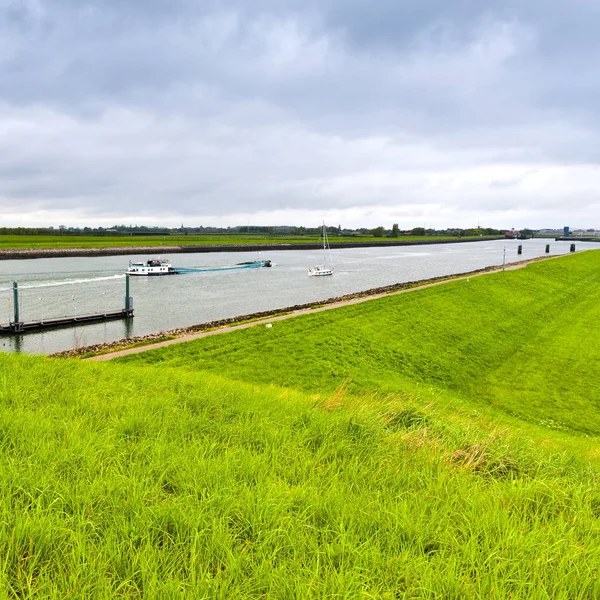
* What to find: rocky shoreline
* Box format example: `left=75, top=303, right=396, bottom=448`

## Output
left=0, top=237, right=503, bottom=260
left=50, top=263, right=505, bottom=359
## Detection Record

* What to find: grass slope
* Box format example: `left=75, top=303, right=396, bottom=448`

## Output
left=119, top=251, right=600, bottom=437
left=0, top=354, right=599, bottom=598
left=0, top=251, right=599, bottom=597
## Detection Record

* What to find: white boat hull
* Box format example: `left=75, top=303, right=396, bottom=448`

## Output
left=126, top=259, right=175, bottom=276
left=127, top=270, right=174, bottom=276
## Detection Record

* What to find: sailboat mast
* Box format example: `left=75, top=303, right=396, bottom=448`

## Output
left=324, top=222, right=334, bottom=270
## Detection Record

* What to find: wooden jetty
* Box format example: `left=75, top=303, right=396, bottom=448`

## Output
left=0, top=309, right=134, bottom=334
left=0, top=275, right=134, bottom=335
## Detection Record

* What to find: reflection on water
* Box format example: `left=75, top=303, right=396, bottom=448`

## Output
left=123, top=317, right=134, bottom=340
left=0, top=239, right=581, bottom=354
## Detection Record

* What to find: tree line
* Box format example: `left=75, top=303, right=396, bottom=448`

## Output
left=0, top=224, right=506, bottom=237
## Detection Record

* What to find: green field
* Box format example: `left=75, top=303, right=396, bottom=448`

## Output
left=0, top=233, right=491, bottom=250
left=0, top=251, right=599, bottom=597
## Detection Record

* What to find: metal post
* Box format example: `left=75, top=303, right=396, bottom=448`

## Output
left=502, top=248, right=506, bottom=272
left=125, top=274, right=131, bottom=312
left=12, top=282, right=19, bottom=324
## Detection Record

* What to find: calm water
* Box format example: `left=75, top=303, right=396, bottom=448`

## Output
left=0, top=239, right=576, bottom=354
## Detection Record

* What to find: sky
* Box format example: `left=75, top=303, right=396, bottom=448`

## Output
left=0, top=0, right=598, bottom=230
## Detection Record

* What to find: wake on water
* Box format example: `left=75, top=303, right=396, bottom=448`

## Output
left=0, top=274, right=125, bottom=292
left=0, top=261, right=273, bottom=292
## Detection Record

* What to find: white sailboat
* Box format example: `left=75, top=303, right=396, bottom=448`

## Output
left=308, top=223, right=334, bottom=276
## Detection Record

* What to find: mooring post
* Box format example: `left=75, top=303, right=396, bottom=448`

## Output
left=12, top=282, right=19, bottom=324
left=125, top=274, right=132, bottom=314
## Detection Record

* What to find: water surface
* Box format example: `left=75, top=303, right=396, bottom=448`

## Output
left=0, top=239, right=575, bottom=354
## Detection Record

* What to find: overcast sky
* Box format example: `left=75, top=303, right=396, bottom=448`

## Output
left=1, top=0, right=598, bottom=229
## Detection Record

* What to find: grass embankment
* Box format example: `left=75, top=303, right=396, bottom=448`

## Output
left=0, top=251, right=599, bottom=597
left=0, top=233, right=487, bottom=250
left=120, top=251, right=600, bottom=440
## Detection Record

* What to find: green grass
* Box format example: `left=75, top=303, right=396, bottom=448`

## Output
left=1, top=353, right=599, bottom=598
left=1, top=251, right=600, bottom=597
left=77, top=336, right=178, bottom=358
left=0, top=233, right=492, bottom=250
left=118, top=252, right=600, bottom=438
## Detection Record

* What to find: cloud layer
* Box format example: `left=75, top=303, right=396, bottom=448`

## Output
left=1, top=0, right=598, bottom=228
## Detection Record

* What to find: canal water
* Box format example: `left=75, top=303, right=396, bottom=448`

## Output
left=0, top=239, right=577, bottom=354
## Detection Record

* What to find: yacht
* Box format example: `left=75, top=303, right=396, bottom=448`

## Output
left=308, top=223, right=334, bottom=276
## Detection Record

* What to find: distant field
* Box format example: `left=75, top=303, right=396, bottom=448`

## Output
left=0, top=251, right=599, bottom=597
left=0, top=233, right=490, bottom=250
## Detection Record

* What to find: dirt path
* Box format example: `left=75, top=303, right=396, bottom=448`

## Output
left=87, top=257, right=547, bottom=362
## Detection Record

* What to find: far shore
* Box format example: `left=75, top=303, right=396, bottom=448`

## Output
left=0, top=236, right=504, bottom=260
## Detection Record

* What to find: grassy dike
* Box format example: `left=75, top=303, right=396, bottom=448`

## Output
left=0, top=233, right=484, bottom=250
left=1, top=252, right=599, bottom=598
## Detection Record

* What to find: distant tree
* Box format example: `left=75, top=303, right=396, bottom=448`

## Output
left=371, top=226, right=386, bottom=237
left=411, top=227, right=426, bottom=236
left=391, top=223, right=400, bottom=238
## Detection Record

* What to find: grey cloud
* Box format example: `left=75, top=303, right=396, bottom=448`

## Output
left=0, top=0, right=599, bottom=228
